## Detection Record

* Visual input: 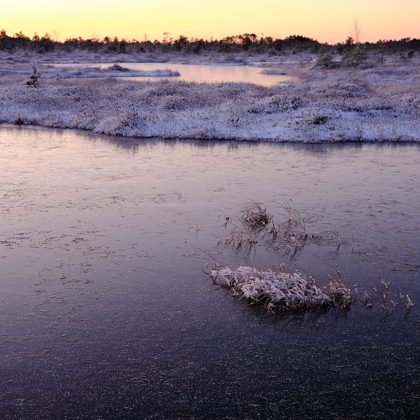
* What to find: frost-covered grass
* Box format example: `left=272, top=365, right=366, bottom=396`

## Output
left=47, top=66, right=181, bottom=79
left=211, top=266, right=351, bottom=313
left=0, top=51, right=419, bottom=142
left=1, top=64, right=180, bottom=80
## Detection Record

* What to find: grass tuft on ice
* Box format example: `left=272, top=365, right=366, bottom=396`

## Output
left=220, top=203, right=343, bottom=257
left=241, top=203, right=272, bottom=231
left=211, top=266, right=352, bottom=314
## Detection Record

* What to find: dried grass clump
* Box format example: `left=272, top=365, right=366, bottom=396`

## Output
left=211, top=266, right=352, bottom=314
left=328, top=279, right=352, bottom=309
left=268, top=205, right=344, bottom=256
left=270, top=205, right=308, bottom=256
left=241, top=203, right=272, bottom=231
left=218, top=227, right=258, bottom=252
left=221, top=203, right=343, bottom=258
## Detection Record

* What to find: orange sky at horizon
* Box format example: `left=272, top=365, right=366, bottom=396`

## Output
left=1, top=0, right=419, bottom=43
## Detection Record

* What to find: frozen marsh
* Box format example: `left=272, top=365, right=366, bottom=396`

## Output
left=0, top=51, right=419, bottom=142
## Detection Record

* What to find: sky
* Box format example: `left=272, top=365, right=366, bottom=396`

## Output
left=1, top=0, right=419, bottom=43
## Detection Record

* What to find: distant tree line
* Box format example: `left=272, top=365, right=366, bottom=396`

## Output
left=0, top=30, right=419, bottom=54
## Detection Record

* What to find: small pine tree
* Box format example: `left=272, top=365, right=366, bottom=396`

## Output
left=26, top=66, right=40, bottom=87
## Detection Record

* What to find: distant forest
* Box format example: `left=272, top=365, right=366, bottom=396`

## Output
left=1, top=30, right=419, bottom=54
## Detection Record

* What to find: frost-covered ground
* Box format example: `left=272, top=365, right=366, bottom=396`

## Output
left=0, top=64, right=180, bottom=79
left=0, top=50, right=419, bottom=142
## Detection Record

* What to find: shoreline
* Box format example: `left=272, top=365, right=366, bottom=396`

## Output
left=3, top=124, right=420, bottom=147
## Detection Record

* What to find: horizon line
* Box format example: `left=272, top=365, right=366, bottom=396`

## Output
left=1, top=29, right=419, bottom=45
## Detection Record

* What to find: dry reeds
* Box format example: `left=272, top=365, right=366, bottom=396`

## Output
left=359, top=278, right=415, bottom=313
left=328, top=279, right=352, bottom=310
left=219, top=202, right=344, bottom=257
left=218, top=227, right=258, bottom=252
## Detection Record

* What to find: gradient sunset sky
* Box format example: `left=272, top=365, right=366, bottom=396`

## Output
left=2, top=0, right=419, bottom=43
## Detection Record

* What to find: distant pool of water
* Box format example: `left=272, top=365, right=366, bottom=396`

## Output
left=54, top=62, right=292, bottom=86
left=0, top=126, right=419, bottom=418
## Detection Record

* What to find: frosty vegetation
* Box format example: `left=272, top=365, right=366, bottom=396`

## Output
left=211, top=266, right=351, bottom=314
left=47, top=65, right=181, bottom=79
left=210, top=204, right=414, bottom=315
left=0, top=45, right=419, bottom=142
left=211, top=204, right=353, bottom=314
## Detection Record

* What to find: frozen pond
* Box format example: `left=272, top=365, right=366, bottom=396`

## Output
left=53, top=62, right=292, bottom=86
left=0, top=126, right=419, bottom=418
